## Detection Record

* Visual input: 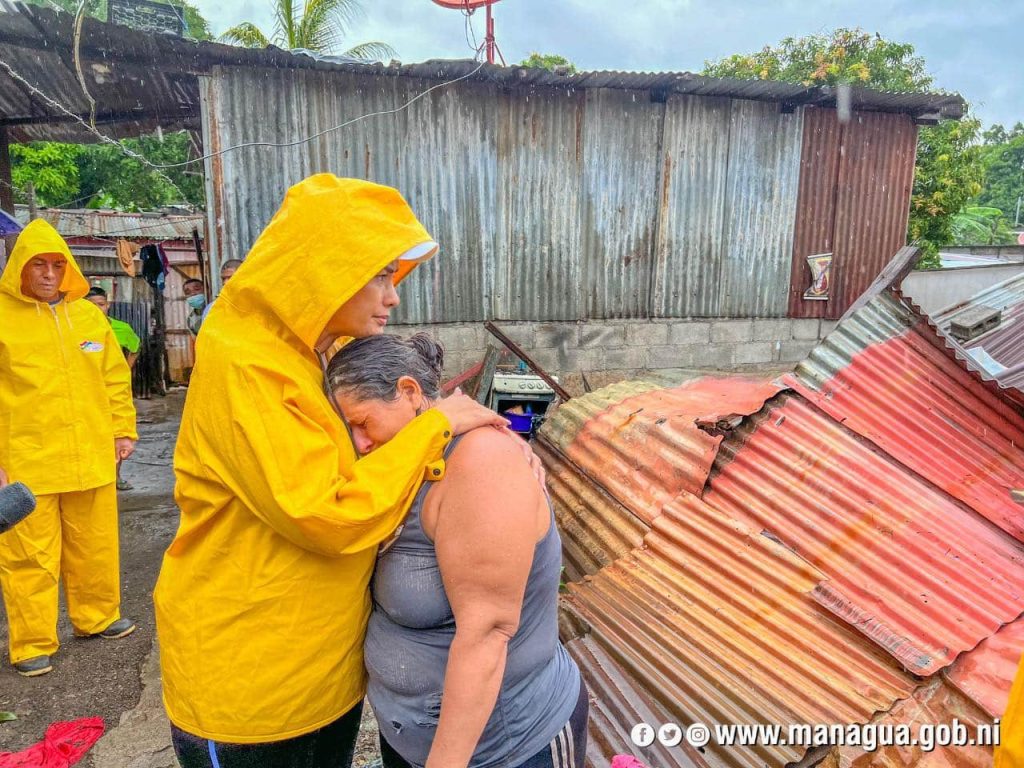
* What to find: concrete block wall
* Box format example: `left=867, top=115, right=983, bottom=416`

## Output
left=390, top=318, right=839, bottom=383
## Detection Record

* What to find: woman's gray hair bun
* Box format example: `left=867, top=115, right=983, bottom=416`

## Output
left=326, top=333, right=445, bottom=402
left=408, top=333, right=444, bottom=379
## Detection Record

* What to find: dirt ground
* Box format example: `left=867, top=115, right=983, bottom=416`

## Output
left=0, top=392, right=183, bottom=755
left=0, top=389, right=385, bottom=766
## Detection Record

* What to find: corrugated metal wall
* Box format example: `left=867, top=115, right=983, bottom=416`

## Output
left=203, top=68, right=905, bottom=323
left=789, top=108, right=918, bottom=319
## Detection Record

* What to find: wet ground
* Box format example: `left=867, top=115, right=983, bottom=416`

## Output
left=0, top=392, right=182, bottom=757
left=0, top=389, right=384, bottom=766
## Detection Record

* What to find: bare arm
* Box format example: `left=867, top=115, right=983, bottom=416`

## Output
left=424, top=429, right=544, bottom=768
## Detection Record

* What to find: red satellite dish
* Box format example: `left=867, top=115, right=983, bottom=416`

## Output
left=431, top=0, right=505, bottom=65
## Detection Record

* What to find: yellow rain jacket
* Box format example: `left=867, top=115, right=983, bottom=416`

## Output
left=154, top=175, right=453, bottom=743
left=996, top=652, right=1024, bottom=767
left=0, top=220, right=136, bottom=494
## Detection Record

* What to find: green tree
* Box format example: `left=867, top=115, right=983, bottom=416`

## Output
left=976, top=123, right=1024, bottom=224
left=221, top=0, right=395, bottom=58
left=9, top=142, right=83, bottom=207
left=520, top=53, right=577, bottom=74
left=76, top=131, right=204, bottom=210
left=10, top=131, right=204, bottom=210
left=22, top=0, right=213, bottom=40
left=703, top=28, right=985, bottom=267
left=951, top=206, right=1017, bottom=246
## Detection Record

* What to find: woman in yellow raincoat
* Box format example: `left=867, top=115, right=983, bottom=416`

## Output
left=154, top=175, right=505, bottom=767
left=0, top=220, right=137, bottom=678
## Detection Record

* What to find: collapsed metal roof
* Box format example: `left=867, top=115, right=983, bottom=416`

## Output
left=541, top=247, right=1024, bottom=768
left=0, top=0, right=966, bottom=144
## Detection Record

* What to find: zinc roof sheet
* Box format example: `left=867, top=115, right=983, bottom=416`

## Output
left=543, top=280, right=1024, bottom=767
left=707, top=392, right=1024, bottom=676
left=561, top=494, right=917, bottom=768
left=946, top=616, right=1024, bottom=719
left=785, top=293, right=1024, bottom=543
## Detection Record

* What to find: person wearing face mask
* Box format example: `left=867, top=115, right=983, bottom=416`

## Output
left=0, top=220, right=138, bottom=679
left=154, top=175, right=509, bottom=767
left=182, top=278, right=207, bottom=336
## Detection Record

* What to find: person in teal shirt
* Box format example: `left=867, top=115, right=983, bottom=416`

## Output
left=86, top=286, right=141, bottom=491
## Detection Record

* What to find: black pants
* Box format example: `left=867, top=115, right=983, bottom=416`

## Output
left=171, top=702, right=363, bottom=768
left=380, top=680, right=588, bottom=768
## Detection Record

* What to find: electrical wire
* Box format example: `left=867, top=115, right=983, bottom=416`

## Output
left=0, top=53, right=486, bottom=174
left=2, top=6, right=489, bottom=204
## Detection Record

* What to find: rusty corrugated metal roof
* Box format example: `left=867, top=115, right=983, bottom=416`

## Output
left=788, top=109, right=918, bottom=320
left=540, top=377, right=783, bottom=526
left=543, top=270, right=1024, bottom=766
left=0, top=0, right=965, bottom=145
left=14, top=206, right=203, bottom=241
left=946, top=617, right=1024, bottom=720
left=707, top=391, right=1024, bottom=676
left=835, top=677, right=996, bottom=767
left=560, top=493, right=917, bottom=768
left=785, top=292, right=1024, bottom=543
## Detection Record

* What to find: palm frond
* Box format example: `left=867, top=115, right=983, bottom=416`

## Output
left=297, top=0, right=367, bottom=52
left=342, top=41, right=397, bottom=61
left=219, top=22, right=271, bottom=48
left=274, top=0, right=297, bottom=48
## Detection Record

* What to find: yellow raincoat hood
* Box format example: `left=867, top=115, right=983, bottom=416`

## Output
left=1, top=219, right=89, bottom=303
left=155, top=175, right=452, bottom=744
left=217, top=174, right=437, bottom=350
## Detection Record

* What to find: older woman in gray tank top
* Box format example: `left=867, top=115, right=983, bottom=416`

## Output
left=326, top=334, right=587, bottom=768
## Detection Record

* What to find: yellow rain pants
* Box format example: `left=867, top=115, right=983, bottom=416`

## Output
left=0, top=484, right=120, bottom=661
left=996, top=651, right=1024, bottom=767
left=154, top=175, right=453, bottom=743
left=0, top=220, right=135, bottom=663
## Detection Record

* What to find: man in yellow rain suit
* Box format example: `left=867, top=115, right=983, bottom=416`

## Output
left=154, top=175, right=504, bottom=767
left=0, top=220, right=137, bottom=678
left=996, top=652, right=1023, bottom=766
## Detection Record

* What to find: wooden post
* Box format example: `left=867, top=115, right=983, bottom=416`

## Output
left=26, top=181, right=36, bottom=220
left=0, top=126, right=14, bottom=215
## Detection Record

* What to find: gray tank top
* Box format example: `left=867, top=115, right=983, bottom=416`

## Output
left=364, top=437, right=580, bottom=768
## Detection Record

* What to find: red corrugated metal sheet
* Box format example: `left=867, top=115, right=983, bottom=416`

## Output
left=785, top=293, right=1024, bottom=543
left=789, top=109, right=918, bottom=320
left=946, top=617, right=1024, bottom=719
left=541, top=377, right=783, bottom=526
left=706, top=392, right=1024, bottom=676
left=835, top=677, right=996, bottom=768
left=562, top=494, right=916, bottom=768
left=541, top=279, right=1024, bottom=768
left=535, top=439, right=647, bottom=582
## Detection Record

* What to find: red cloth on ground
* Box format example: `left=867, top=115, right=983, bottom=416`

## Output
left=611, top=757, right=650, bottom=768
left=0, top=717, right=104, bottom=768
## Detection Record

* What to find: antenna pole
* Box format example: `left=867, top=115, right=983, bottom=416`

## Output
left=486, top=1, right=495, bottom=64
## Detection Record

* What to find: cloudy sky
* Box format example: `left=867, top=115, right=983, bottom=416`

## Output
left=191, top=0, right=1022, bottom=129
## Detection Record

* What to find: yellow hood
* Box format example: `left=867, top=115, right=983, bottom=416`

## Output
left=218, top=174, right=438, bottom=350
left=1, top=219, right=89, bottom=303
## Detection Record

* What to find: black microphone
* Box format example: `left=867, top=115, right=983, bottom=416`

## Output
left=0, top=482, right=36, bottom=534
